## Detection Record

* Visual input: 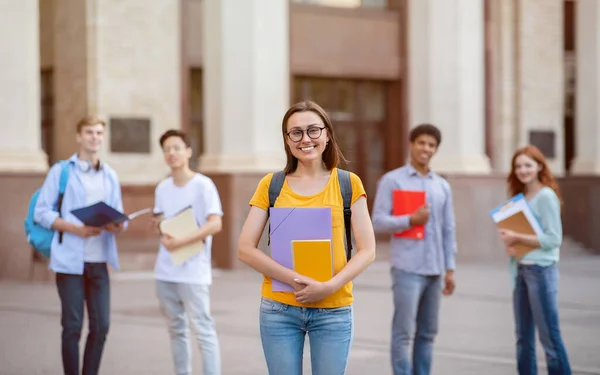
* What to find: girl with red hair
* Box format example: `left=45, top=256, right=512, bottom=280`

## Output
left=500, top=145, right=571, bottom=375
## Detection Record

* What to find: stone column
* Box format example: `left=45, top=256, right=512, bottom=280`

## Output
left=408, top=0, right=491, bottom=174
left=0, top=0, right=48, bottom=172
left=488, top=0, right=518, bottom=174
left=200, top=0, right=290, bottom=269
left=571, top=0, right=600, bottom=174
left=515, top=0, right=564, bottom=174
left=53, top=0, right=181, bottom=184
left=199, top=0, right=289, bottom=173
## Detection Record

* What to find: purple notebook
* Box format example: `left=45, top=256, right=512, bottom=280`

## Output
left=269, top=207, right=333, bottom=292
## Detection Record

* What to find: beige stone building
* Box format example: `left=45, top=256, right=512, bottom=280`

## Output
left=1, top=0, right=597, bottom=281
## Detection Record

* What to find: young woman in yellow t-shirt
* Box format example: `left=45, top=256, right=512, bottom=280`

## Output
left=238, top=100, right=376, bottom=375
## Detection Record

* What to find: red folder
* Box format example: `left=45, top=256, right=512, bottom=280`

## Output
left=392, top=190, right=426, bottom=240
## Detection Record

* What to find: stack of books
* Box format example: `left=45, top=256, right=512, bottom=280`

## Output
left=269, top=207, right=334, bottom=292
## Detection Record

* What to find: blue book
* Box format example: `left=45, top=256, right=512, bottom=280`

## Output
left=269, top=207, right=333, bottom=292
left=71, top=202, right=151, bottom=227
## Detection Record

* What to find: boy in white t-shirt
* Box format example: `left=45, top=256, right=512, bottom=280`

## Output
left=151, top=130, right=223, bottom=375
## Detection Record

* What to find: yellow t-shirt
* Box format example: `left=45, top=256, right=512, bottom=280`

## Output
left=249, top=168, right=366, bottom=308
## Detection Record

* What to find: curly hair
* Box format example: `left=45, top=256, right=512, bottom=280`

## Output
left=507, top=145, right=562, bottom=204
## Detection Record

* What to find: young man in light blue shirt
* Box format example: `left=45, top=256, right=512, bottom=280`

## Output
left=34, top=115, right=124, bottom=375
left=372, top=123, right=457, bottom=375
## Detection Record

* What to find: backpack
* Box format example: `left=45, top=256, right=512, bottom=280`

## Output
left=267, top=169, right=354, bottom=262
left=24, top=160, right=70, bottom=258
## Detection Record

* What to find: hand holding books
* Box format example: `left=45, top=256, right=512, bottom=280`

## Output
left=393, top=190, right=427, bottom=239
left=269, top=207, right=334, bottom=293
left=409, top=203, right=431, bottom=226
left=490, top=193, right=544, bottom=259
left=158, top=207, right=204, bottom=266
left=499, top=229, right=519, bottom=256
left=293, top=275, right=335, bottom=304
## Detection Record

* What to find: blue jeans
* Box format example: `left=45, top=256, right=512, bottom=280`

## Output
left=156, top=281, right=221, bottom=375
left=259, top=298, right=353, bottom=375
left=390, top=268, right=442, bottom=375
left=56, top=262, right=110, bottom=375
left=513, top=263, right=571, bottom=375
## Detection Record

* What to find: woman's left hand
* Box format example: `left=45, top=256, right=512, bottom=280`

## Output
left=293, top=277, right=334, bottom=304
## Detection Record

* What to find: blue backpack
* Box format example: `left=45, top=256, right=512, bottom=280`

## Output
left=24, top=160, right=70, bottom=258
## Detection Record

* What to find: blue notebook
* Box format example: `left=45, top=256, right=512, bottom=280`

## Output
left=71, top=202, right=151, bottom=227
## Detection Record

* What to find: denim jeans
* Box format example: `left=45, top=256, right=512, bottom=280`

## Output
left=390, top=267, right=442, bottom=375
left=56, top=262, right=110, bottom=375
left=259, top=298, right=353, bottom=375
left=156, top=281, right=221, bottom=375
left=513, top=263, right=571, bottom=375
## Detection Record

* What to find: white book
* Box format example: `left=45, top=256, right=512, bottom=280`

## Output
left=159, top=206, right=204, bottom=266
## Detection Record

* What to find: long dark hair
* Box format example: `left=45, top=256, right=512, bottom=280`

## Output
left=281, top=100, right=346, bottom=174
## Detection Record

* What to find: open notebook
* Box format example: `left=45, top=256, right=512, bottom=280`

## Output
left=159, top=206, right=204, bottom=266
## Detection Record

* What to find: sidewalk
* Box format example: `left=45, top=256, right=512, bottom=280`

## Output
left=2, top=252, right=600, bottom=374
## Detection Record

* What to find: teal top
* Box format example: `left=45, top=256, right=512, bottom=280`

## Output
left=509, top=187, right=562, bottom=279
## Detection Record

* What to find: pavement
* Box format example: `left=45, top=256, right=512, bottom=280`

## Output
left=1, top=246, right=600, bottom=375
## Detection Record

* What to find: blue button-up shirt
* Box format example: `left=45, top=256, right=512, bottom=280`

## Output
left=34, top=154, right=124, bottom=275
left=372, top=164, right=457, bottom=275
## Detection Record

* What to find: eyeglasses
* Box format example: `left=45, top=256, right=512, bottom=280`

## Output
left=286, top=126, right=325, bottom=142
left=163, top=146, right=185, bottom=153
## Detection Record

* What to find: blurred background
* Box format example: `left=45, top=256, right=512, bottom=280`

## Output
left=1, top=0, right=597, bottom=282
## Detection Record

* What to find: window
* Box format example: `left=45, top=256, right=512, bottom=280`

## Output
left=41, top=70, right=54, bottom=164
left=189, top=69, right=203, bottom=170
left=294, top=76, right=386, bottom=207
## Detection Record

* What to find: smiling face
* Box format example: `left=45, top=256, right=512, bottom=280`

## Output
left=76, top=124, right=105, bottom=155
left=409, top=134, right=438, bottom=167
left=285, top=110, right=330, bottom=165
left=161, top=135, right=192, bottom=170
left=514, top=153, right=542, bottom=185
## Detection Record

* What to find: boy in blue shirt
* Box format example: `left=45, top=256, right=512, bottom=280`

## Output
left=34, top=115, right=124, bottom=375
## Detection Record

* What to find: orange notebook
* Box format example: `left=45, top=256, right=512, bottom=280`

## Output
left=392, top=190, right=426, bottom=240
left=291, top=239, right=333, bottom=282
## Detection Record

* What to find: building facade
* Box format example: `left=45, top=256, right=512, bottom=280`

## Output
left=1, top=0, right=598, bottom=281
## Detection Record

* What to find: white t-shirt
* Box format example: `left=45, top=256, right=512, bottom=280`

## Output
left=153, top=174, right=223, bottom=285
left=77, top=167, right=106, bottom=263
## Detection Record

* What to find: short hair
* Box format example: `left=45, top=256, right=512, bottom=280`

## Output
left=409, top=123, right=442, bottom=146
left=76, top=115, right=106, bottom=133
left=159, top=129, right=191, bottom=148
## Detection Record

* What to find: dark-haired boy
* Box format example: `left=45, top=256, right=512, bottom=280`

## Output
left=371, top=123, right=458, bottom=375
left=150, top=129, right=223, bottom=375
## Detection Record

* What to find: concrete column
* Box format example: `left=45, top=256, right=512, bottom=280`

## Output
left=488, top=0, right=518, bottom=174
left=199, top=0, right=289, bottom=173
left=54, top=0, right=181, bottom=184
left=571, top=0, right=600, bottom=174
left=0, top=0, right=48, bottom=172
left=515, top=0, right=564, bottom=174
left=408, top=0, right=491, bottom=174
